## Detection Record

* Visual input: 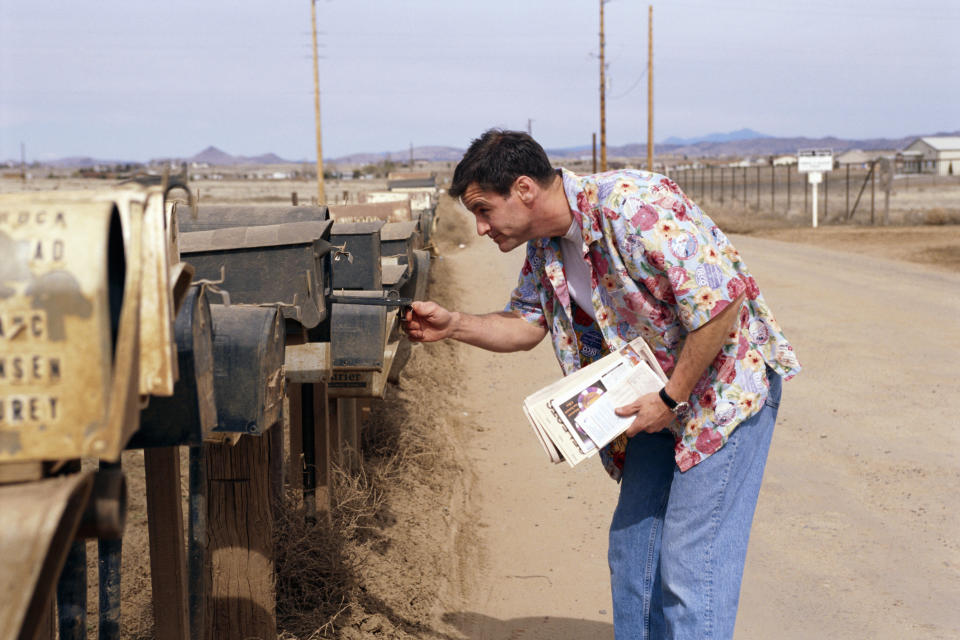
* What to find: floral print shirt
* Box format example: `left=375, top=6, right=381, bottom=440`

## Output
left=506, top=169, right=800, bottom=481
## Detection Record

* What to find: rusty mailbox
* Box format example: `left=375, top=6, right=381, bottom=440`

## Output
left=323, top=293, right=399, bottom=399
left=130, top=284, right=217, bottom=448
left=329, top=221, right=384, bottom=291
left=209, top=304, right=285, bottom=435
left=176, top=204, right=328, bottom=234
left=379, top=220, right=422, bottom=291
left=180, top=220, right=333, bottom=329
left=0, top=191, right=142, bottom=463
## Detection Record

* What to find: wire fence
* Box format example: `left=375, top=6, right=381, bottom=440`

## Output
left=666, top=159, right=960, bottom=225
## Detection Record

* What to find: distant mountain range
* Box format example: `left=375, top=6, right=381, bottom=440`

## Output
left=19, top=130, right=960, bottom=168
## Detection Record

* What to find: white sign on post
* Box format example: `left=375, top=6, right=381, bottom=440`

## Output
left=797, top=149, right=832, bottom=228
left=797, top=148, right=833, bottom=173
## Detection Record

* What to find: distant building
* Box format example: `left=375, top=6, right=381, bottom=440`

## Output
left=901, top=137, right=960, bottom=175
left=773, top=155, right=797, bottom=166
left=835, top=149, right=896, bottom=169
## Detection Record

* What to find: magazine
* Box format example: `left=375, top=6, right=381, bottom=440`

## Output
left=521, top=337, right=668, bottom=468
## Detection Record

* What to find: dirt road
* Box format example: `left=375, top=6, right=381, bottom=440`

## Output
left=435, top=209, right=960, bottom=639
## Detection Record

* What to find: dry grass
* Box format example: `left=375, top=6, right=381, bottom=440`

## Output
left=274, top=207, right=472, bottom=639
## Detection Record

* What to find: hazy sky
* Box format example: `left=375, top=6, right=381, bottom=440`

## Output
left=1, top=0, right=957, bottom=161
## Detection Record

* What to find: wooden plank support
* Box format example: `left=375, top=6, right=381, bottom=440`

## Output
left=337, top=398, right=360, bottom=471
left=144, top=447, right=190, bottom=640
left=314, top=382, right=332, bottom=519
left=205, top=434, right=277, bottom=640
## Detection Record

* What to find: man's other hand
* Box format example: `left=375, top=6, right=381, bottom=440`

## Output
left=404, top=300, right=454, bottom=343
left=615, top=392, right=674, bottom=436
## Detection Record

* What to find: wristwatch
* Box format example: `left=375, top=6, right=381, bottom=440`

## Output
left=658, top=387, right=690, bottom=416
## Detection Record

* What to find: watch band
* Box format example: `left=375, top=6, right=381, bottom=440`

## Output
left=658, top=387, right=678, bottom=410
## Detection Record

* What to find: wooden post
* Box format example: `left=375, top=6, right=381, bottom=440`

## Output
left=205, top=435, right=276, bottom=640
left=337, top=398, right=360, bottom=471
left=599, top=0, right=607, bottom=171
left=720, top=167, right=724, bottom=204
left=731, top=167, right=735, bottom=201
left=845, top=164, right=850, bottom=219
left=871, top=164, right=876, bottom=224
left=286, top=383, right=304, bottom=503
left=823, top=170, right=828, bottom=221
left=328, top=397, right=341, bottom=468
left=647, top=4, right=654, bottom=172
left=314, top=383, right=332, bottom=518
left=743, top=167, right=747, bottom=203
left=771, top=165, right=775, bottom=212
left=311, top=0, right=325, bottom=203
left=710, top=166, right=715, bottom=201
left=756, top=165, right=760, bottom=210
left=787, top=165, right=792, bottom=211
left=145, top=447, right=191, bottom=640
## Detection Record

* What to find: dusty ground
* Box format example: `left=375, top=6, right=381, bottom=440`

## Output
left=22, top=176, right=957, bottom=638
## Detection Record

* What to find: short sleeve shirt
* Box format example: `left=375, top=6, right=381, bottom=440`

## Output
left=506, top=169, right=801, bottom=480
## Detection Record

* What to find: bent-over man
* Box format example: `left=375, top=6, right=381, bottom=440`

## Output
left=406, top=130, right=800, bottom=639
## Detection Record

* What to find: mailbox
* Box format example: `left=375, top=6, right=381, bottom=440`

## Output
left=329, top=221, right=384, bottom=290
left=130, top=284, right=217, bottom=448
left=209, top=305, right=285, bottom=435
left=123, top=187, right=180, bottom=397
left=380, top=221, right=421, bottom=291
left=180, top=220, right=333, bottom=329
left=0, top=191, right=141, bottom=463
left=176, top=205, right=329, bottom=233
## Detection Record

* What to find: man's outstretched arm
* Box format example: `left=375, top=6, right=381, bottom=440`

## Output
left=404, top=300, right=548, bottom=353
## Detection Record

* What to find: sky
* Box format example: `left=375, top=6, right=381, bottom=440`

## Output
left=0, top=0, right=957, bottom=162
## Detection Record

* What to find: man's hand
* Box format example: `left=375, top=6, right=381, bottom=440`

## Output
left=402, top=300, right=547, bottom=352
left=615, top=392, right=674, bottom=436
left=404, top=301, right=454, bottom=343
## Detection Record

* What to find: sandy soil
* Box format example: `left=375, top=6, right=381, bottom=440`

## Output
left=427, top=200, right=960, bottom=639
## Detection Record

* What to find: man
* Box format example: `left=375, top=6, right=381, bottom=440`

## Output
left=405, top=130, right=800, bottom=639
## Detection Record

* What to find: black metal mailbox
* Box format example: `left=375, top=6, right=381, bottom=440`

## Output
left=177, top=205, right=329, bottom=233
left=209, top=304, right=285, bottom=435
left=180, top=220, right=333, bottom=329
left=130, top=284, right=216, bottom=448
left=329, top=221, right=384, bottom=290
left=380, top=220, right=421, bottom=259
left=329, top=295, right=388, bottom=370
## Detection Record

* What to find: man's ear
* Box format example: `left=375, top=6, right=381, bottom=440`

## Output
left=513, top=175, right=537, bottom=204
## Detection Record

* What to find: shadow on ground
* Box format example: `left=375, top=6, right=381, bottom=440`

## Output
left=442, top=611, right=614, bottom=640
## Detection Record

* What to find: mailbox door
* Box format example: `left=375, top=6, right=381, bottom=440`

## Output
left=131, top=284, right=216, bottom=448
left=0, top=193, right=139, bottom=462
left=209, top=305, right=285, bottom=435
left=177, top=205, right=329, bottom=233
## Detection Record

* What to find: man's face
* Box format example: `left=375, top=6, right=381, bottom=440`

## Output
left=460, top=182, right=533, bottom=252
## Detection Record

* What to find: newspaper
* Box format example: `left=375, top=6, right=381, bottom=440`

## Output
left=521, top=337, right=668, bottom=468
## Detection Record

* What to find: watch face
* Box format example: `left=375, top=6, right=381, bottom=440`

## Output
left=673, top=401, right=691, bottom=416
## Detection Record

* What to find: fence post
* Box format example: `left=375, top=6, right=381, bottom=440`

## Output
left=845, top=165, right=850, bottom=219
left=871, top=167, right=876, bottom=224
left=804, top=172, right=808, bottom=215
left=700, top=166, right=705, bottom=201
left=743, top=167, right=747, bottom=203
left=756, top=165, right=760, bottom=210
left=771, top=165, right=775, bottom=213
left=824, top=170, right=828, bottom=221
left=787, top=165, right=792, bottom=212
left=731, top=167, right=736, bottom=201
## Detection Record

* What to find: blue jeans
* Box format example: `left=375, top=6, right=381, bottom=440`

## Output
left=608, top=371, right=781, bottom=640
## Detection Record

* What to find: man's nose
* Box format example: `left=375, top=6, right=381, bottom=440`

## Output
left=476, top=219, right=490, bottom=236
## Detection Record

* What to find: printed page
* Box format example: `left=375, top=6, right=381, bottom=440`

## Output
left=575, top=361, right=665, bottom=448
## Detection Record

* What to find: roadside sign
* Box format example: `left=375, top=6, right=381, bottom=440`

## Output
left=797, top=149, right=833, bottom=173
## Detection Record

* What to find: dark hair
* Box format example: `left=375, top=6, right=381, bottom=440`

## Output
left=449, top=129, right=556, bottom=198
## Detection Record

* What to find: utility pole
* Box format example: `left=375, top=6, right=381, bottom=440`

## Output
left=527, top=119, right=533, bottom=136
left=311, top=0, right=326, bottom=203
left=646, top=5, right=654, bottom=172
left=409, top=142, right=414, bottom=168
left=599, top=0, right=607, bottom=171
left=20, top=142, right=26, bottom=183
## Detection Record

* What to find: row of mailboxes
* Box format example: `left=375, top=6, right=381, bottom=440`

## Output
left=0, top=193, right=432, bottom=463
